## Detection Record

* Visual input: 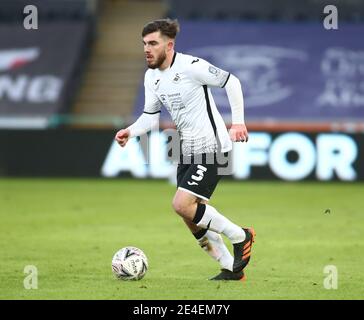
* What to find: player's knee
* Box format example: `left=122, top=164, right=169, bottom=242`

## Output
left=172, top=198, right=184, bottom=215
left=172, top=198, right=190, bottom=217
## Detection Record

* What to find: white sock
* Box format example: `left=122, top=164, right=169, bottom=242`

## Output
left=197, top=230, right=234, bottom=271
left=194, top=204, right=246, bottom=244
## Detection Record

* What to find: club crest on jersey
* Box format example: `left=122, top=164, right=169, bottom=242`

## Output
left=172, top=73, right=181, bottom=83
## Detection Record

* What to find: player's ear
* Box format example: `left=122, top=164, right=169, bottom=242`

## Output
left=167, top=40, right=174, bottom=52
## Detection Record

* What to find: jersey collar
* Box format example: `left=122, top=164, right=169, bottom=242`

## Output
left=170, top=52, right=177, bottom=68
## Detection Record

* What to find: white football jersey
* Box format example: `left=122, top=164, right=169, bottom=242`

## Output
left=144, top=52, right=232, bottom=155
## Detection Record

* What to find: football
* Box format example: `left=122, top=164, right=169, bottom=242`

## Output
left=111, top=246, right=148, bottom=280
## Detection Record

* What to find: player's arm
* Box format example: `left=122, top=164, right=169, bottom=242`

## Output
left=115, top=112, right=160, bottom=147
left=115, top=74, right=162, bottom=147
left=224, top=74, right=248, bottom=142
left=187, top=58, right=248, bottom=142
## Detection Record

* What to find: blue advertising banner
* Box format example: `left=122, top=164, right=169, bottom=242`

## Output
left=1, top=129, right=363, bottom=181
left=134, top=22, right=364, bottom=123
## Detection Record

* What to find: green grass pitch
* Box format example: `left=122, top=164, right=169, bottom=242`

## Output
left=0, top=178, right=363, bottom=300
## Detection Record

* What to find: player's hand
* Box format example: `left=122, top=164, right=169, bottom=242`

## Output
left=115, top=129, right=130, bottom=147
left=229, top=124, right=249, bottom=142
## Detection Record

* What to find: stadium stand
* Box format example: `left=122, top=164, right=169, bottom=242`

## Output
left=167, top=0, right=364, bottom=22
left=1, top=0, right=363, bottom=131
left=0, top=0, right=97, bottom=22
left=72, top=0, right=167, bottom=126
left=130, top=0, right=364, bottom=132
left=0, top=0, right=97, bottom=128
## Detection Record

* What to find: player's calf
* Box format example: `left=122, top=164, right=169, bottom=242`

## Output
left=172, top=191, right=199, bottom=220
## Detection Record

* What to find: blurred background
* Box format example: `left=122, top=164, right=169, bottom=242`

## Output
left=0, top=0, right=363, bottom=181
left=1, top=0, right=364, bottom=301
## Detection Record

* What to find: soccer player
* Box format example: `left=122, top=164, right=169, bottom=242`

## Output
left=115, top=19, right=255, bottom=281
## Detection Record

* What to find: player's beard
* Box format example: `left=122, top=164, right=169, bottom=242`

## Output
left=147, top=51, right=167, bottom=69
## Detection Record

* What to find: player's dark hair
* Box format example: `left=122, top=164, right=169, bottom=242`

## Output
left=142, top=18, right=180, bottom=39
